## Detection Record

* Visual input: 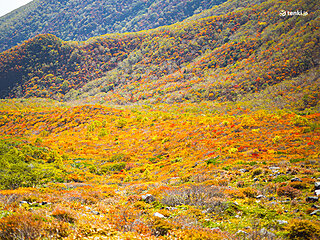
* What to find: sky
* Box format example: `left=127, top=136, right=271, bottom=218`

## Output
left=0, top=0, right=33, bottom=17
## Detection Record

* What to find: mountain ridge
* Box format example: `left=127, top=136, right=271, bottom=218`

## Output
left=0, top=0, right=318, bottom=109
left=0, top=0, right=228, bottom=52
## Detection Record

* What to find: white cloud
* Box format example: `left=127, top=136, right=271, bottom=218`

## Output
left=0, top=0, right=33, bottom=17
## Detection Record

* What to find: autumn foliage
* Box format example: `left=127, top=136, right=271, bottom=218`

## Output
left=0, top=0, right=319, bottom=239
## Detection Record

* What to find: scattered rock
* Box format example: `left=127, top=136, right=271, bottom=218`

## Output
left=306, top=196, right=319, bottom=203
left=269, top=167, right=280, bottom=172
left=260, top=228, right=276, bottom=238
left=91, top=210, right=100, bottom=215
left=291, top=177, right=302, bottom=182
left=311, top=205, right=320, bottom=209
left=236, top=230, right=248, bottom=235
left=142, top=194, right=155, bottom=203
left=310, top=210, right=320, bottom=216
left=154, top=212, right=165, bottom=218
left=233, top=201, right=240, bottom=206
left=276, top=220, right=288, bottom=224
left=269, top=201, right=278, bottom=206
left=165, top=207, right=178, bottom=211
left=256, top=195, right=264, bottom=199
left=315, top=182, right=320, bottom=190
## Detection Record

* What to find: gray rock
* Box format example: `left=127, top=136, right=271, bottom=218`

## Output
left=291, top=177, right=302, bottom=182
left=311, top=205, right=320, bottom=209
left=315, top=182, right=320, bottom=190
left=142, top=194, right=155, bottom=203
left=276, top=220, right=288, bottom=224
left=154, top=212, right=165, bottom=218
left=269, top=197, right=276, bottom=201
left=165, top=207, right=178, bottom=211
left=306, top=196, right=319, bottom=203
left=310, top=210, right=320, bottom=216
left=253, top=178, right=259, bottom=182
left=260, top=228, right=276, bottom=238
left=239, top=169, right=248, bottom=173
left=315, top=190, right=320, bottom=196
left=256, top=195, right=265, bottom=199
left=236, top=230, right=248, bottom=235
left=269, top=167, right=280, bottom=171
left=19, top=201, right=30, bottom=205
left=91, top=210, right=100, bottom=215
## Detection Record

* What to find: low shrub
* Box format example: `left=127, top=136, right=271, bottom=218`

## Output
left=289, top=181, right=307, bottom=190
left=252, top=168, right=263, bottom=177
left=149, top=216, right=174, bottom=237
left=161, top=185, right=225, bottom=209
left=286, top=219, right=320, bottom=240
left=277, top=185, right=301, bottom=200
left=52, top=206, right=77, bottom=223
left=241, top=187, right=259, bottom=198
left=0, top=211, right=44, bottom=240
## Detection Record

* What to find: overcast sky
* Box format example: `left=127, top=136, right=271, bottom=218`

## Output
left=0, top=0, right=33, bottom=17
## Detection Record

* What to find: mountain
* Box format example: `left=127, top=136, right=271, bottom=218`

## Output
left=0, top=0, right=228, bottom=52
left=0, top=0, right=319, bottom=109
left=0, top=0, right=320, bottom=239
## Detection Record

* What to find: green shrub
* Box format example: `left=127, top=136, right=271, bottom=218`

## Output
left=0, top=139, right=63, bottom=189
left=100, top=162, right=126, bottom=173
left=252, top=168, right=263, bottom=177
left=292, top=115, right=309, bottom=127
left=273, top=175, right=290, bottom=183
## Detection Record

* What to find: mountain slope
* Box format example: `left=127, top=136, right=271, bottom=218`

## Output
left=0, top=0, right=318, bottom=106
left=0, top=0, right=227, bottom=52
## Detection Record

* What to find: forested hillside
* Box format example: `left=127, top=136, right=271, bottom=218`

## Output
left=0, top=0, right=227, bottom=52
left=0, top=0, right=318, bottom=108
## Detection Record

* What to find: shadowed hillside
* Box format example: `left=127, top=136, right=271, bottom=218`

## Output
left=0, top=0, right=227, bottom=52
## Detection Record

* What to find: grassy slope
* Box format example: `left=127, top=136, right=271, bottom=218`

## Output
left=0, top=86, right=319, bottom=238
